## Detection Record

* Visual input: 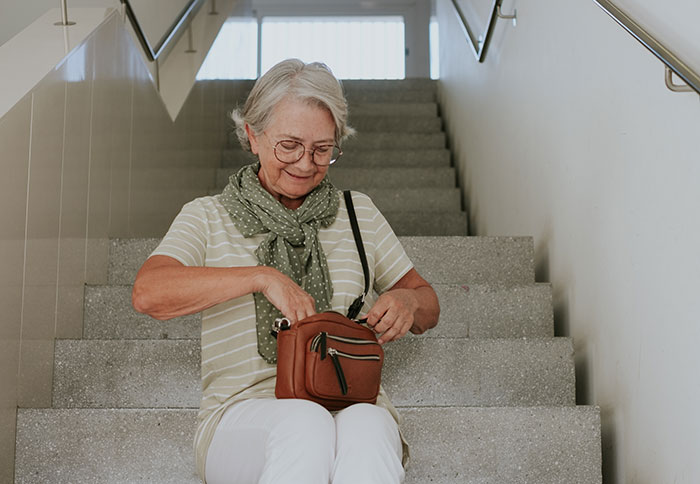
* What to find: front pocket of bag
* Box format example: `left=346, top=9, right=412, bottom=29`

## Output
left=305, top=337, right=382, bottom=401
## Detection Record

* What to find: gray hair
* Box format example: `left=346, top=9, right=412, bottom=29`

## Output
left=230, top=59, right=355, bottom=152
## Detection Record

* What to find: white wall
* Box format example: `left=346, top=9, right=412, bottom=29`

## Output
left=0, top=9, right=229, bottom=479
left=436, top=0, right=700, bottom=482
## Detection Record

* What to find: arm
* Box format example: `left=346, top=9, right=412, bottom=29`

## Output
left=364, top=268, right=440, bottom=344
left=132, top=255, right=316, bottom=322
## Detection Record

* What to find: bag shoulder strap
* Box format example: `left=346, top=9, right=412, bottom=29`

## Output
left=344, top=190, right=370, bottom=320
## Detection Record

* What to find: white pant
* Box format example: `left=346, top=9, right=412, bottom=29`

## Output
left=205, top=398, right=405, bottom=484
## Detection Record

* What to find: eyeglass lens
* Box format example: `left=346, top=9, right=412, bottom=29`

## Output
left=274, top=140, right=341, bottom=165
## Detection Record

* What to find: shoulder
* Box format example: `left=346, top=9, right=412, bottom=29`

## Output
left=178, top=195, right=230, bottom=221
left=340, top=190, right=379, bottom=214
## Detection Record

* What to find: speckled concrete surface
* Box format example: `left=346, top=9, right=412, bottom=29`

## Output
left=401, top=406, right=602, bottom=484
left=344, top=88, right=436, bottom=103
left=377, top=211, right=468, bottom=236
left=401, top=236, right=535, bottom=285
left=108, top=238, right=160, bottom=285
left=86, top=282, right=549, bottom=341
left=346, top=114, right=442, bottom=132
left=53, top=340, right=200, bottom=408
left=84, top=285, right=200, bottom=340
left=424, top=283, right=553, bottom=338
left=53, top=337, right=573, bottom=408
left=216, top=79, right=436, bottom=101
left=347, top=102, right=438, bottom=117
left=15, top=409, right=200, bottom=484
left=206, top=186, right=464, bottom=211
left=217, top=166, right=456, bottom=189
left=383, top=338, right=575, bottom=407
left=109, top=235, right=534, bottom=288
left=360, top=187, right=462, bottom=212
left=222, top=148, right=452, bottom=169
left=15, top=406, right=600, bottom=484
left=228, top=130, right=445, bottom=150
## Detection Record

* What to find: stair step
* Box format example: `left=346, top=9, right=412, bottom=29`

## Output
left=108, top=236, right=533, bottom=286
left=84, top=286, right=200, bottom=340
left=228, top=131, right=445, bottom=150
left=52, top=338, right=573, bottom=408
left=15, top=406, right=600, bottom=484
left=215, top=78, right=436, bottom=96
left=182, top=206, right=466, bottom=236
left=84, top=283, right=552, bottom=340
left=348, top=102, right=438, bottom=117
left=221, top=148, right=452, bottom=169
left=345, top=89, right=436, bottom=103
left=347, top=115, right=441, bottom=132
left=429, top=283, right=553, bottom=338
left=180, top=113, right=443, bottom=134
left=401, top=406, right=602, bottom=484
left=402, top=236, right=535, bottom=285
left=15, top=409, right=200, bottom=484
left=341, top=79, right=437, bottom=91
left=206, top=188, right=464, bottom=215
left=216, top=167, right=455, bottom=189
left=381, top=211, right=468, bottom=236
left=216, top=89, right=437, bottom=106
left=53, top=340, right=200, bottom=408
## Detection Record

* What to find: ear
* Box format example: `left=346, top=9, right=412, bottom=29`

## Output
left=245, top=124, right=259, bottom=155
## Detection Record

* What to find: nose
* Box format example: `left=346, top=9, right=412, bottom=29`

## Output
left=296, top=149, right=317, bottom=170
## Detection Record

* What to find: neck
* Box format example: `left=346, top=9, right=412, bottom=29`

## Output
left=280, top=196, right=304, bottom=210
left=257, top=170, right=305, bottom=210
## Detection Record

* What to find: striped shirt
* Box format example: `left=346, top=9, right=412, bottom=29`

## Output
left=150, top=191, right=413, bottom=481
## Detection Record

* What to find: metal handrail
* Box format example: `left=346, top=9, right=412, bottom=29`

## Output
left=593, top=0, right=699, bottom=95
left=120, top=0, right=205, bottom=62
left=450, top=0, right=516, bottom=63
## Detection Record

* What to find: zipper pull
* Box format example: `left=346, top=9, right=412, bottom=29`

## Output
left=320, top=332, right=327, bottom=360
left=328, top=348, right=348, bottom=395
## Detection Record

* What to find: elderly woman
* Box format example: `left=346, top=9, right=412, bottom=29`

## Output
left=132, top=59, right=439, bottom=484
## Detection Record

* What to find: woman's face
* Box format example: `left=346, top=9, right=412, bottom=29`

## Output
left=247, top=96, right=335, bottom=210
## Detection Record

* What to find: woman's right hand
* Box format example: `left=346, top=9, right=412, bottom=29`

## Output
left=255, top=266, right=317, bottom=324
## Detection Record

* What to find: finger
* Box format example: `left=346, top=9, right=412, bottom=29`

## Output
left=366, top=298, right=390, bottom=327
left=372, top=307, right=398, bottom=335
left=375, top=314, right=401, bottom=344
left=378, top=319, right=411, bottom=344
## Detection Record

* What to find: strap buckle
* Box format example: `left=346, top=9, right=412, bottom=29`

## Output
left=271, top=317, right=291, bottom=337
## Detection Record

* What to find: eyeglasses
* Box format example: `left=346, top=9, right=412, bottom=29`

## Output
left=264, top=133, right=342, bottom=166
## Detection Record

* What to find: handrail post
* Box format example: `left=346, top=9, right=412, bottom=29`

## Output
left=55, top=0, right=76, bottom=26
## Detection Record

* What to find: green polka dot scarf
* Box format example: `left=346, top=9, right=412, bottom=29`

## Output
left=219, top=162, right=339, bottom=364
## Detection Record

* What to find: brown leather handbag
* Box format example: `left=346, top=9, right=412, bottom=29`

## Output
left=273, top=312, right=383, bottom=410
left=273, top=191, right=383, bottom=411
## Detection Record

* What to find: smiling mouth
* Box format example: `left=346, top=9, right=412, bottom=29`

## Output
left=284, top=170, right=313, bottom=180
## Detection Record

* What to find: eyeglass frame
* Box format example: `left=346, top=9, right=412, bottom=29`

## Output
left=262, top=132, right=343, bottom=166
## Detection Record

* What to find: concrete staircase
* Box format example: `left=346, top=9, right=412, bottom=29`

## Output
left=14, top=80, right=602, bottom=483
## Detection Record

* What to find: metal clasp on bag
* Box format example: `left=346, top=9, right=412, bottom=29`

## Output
left=271, top=317, right=292, bottom=338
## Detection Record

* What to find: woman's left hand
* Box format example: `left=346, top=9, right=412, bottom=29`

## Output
left=365, top=288, right=419, bottom=344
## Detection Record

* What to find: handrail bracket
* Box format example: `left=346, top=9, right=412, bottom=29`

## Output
left=665, top=67, right=693, bottom=93
left=497, top=5, right=517, bottom=27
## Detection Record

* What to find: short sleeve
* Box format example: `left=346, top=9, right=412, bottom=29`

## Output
left=351, top=192, right=413, bottom=294
left=150, top=198, right=209, bottom=266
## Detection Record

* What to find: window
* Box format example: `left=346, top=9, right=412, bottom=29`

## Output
left=197, top=16, right=407, bottom=80
left=196, top=18, right=258, bottom=80
left=261, top=16, right=405, bottom=79
left=430, top=16, right=440, bottom=80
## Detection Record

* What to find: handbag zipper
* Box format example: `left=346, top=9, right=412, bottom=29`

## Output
left=326, top=348, right=381, bottom=396
left=310, top=332, right=380, bottom=353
